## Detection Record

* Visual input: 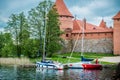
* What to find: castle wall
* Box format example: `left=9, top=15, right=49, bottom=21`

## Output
left=71, top=32, right=113, bottom=39
left=113, top=18, right=120, bottom=55
left=72, top=38, right=113, bottom=53
left=59, top=16, right=73, bottom=31
left=62, top=38, right=113, bottom=53
left=62, top=32, right=113, bottom=53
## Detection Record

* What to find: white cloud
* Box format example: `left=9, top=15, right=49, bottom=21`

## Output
left=0, top=27, right=4, bottom=32
left=69, top=0, right=115, bottom=27
left=70, top=6, right=92, bottom=17
left=0, top=0, right=119, bottom=29
left=8, top=0, right=41, bottom=9
left=89, top=0, right=111, bottom=9
left=103, top=16, right=113, bottom=27
left=0, top=16, right=8, bottom=22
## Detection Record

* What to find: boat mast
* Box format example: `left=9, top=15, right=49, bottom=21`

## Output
left=81, top=18, right=85, bottom=57
left=43, top=0, right=47, bottom=61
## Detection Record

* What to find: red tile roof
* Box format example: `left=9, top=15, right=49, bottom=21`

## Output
left=99, top=19, right=107, bottom=28
left=55, top=0, right=73, bottom=17
left=73, top=20, right=82, bottom=31
left=54, top=0, right=113, bottom=34
left=113, top=11, right=120, bottom=19
left=72, top=19, right=113, bottom=33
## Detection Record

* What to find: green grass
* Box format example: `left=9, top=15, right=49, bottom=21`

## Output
left=30, top=52, right=115, bottom=64
left=100, top=61, right=116, bottom=65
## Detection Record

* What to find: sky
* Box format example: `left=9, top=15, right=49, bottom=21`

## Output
left=0, top=0, right=120, bottom=32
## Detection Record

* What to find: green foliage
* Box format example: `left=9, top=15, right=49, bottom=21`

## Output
left=2, top=0, right=61, bottom=58
left=22, top=39, right=40, bottom=58
left=46, top=7, right=63, bottom=57
left=28, top=0, right=62, bottom=58
left=0, top=33, right=16, bottom=57
left=0, top=33, right=4, bottom=51
left=5, top=12, right=30, bottom=57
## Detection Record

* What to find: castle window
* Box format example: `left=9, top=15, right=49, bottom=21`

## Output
left=117, top=19, right=120, bottom=21
left=79, top=34, right=81, bottom=36
left=105, top=33, right=107, bottom=36
left=74, top=34, right=76, bottom=36
left=111, top=33, right=113, bottom=35
left=91, top=34, right=93, bottom=36
left=66, top=34, right=69, bottom=37
left=98, top=33, right=100, bottom=35
left=93, top=27, right=96, bottom=30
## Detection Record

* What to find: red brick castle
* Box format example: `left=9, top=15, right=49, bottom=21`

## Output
left=55, top=0, right=120, bottom=55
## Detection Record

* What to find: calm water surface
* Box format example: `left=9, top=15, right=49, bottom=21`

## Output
left=0, top=65, right=114, bottom=80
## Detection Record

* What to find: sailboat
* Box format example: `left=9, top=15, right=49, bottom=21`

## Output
left=67, top=18, right=102, bottom=70
left=80, top=19, right=102, bottom=70
left=67, top=19, right=92, bottom=69
left=36, top=4, right=63, bottom=70
left=36, top=60, right=63, bottom=70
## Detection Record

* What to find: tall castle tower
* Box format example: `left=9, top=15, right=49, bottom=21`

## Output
left=113, top=11, right=120, bottom=55
left=55, top=0, right=74, bottom=31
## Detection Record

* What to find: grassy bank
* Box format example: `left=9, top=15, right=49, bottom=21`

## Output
left=0, top=52, right=116, bottom=65
left=31, top=52, right=115, bottom=64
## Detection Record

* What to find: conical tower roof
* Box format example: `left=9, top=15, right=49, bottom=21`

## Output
left=99, top=19, right=107, bottom=28
left=113, top=11, right=120, bottom=19
left=55, top=0, right=73, bottom=17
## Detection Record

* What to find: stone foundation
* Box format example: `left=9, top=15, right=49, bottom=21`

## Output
left=62, top=38, right=113, bottom=53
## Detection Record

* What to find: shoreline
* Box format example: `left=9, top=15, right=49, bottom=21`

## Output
left=0, top=58, right=34, bottom=65
left=0, top=58, right=118, bottom=69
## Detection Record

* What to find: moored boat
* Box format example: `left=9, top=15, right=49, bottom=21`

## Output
left=82, top=64, right=102, bottom=70
left=67, top=19, right=95, bottom=69
left=68, top=62, right=83, bottom=69
left=36, top=60, right=63, bottom=70
left=68, top=61, right=91, bottom=69
left=82, top=58, right=102, bottom=70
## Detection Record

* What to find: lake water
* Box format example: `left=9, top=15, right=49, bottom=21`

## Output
left=0, top=65, right=114, bottom=80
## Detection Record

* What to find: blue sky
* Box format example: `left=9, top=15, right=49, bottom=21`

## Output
left=0, top=0, right=120, bottom=31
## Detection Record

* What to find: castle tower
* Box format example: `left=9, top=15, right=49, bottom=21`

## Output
left=99, top=19, right=107, bottom=28
left=113, top=11, right=120, bottom=55
left=55, top=0, right=74, bottom=31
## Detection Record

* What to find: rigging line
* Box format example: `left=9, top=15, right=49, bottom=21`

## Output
left=68, top=19, right=85, bottom=63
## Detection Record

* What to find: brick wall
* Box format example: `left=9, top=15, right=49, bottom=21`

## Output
left=113, top=19, right=120, bottom=55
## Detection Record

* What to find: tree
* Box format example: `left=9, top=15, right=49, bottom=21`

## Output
left=46, top=6, right=63, bottom=57
left=5, top=12, right=30, bottom=57
left=0, top=33, right=15, bottom=57
left=3, top=0, right=63, bottom=58
left=28, top=0, right=54, bottom=58
left=22, top=39, right=40, bottom=58
left=0, top=32, right=5, bottom=57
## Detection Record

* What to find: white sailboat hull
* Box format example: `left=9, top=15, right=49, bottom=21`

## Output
left=36, top=62, right=63, bottom=70
left=67, top=62, right=91, bottom=69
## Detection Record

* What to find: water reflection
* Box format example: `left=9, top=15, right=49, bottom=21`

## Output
left=0, top=65, right=114, bottom=80
left=36, top=68, right=64, bottom=80
left=79, top=70, right=100, bottom=80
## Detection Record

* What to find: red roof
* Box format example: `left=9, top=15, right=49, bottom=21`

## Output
left=54, top=0, right=113, bottom=34
left=73, top=20, right=82, bottom=30
left=99, top=19, right=107, bottom=28
left=113, top=11, right=120, bottom=19
left=72, top=19, right=112, bottom=33
left=55, top=0, right=73, bottom=17
left=73, top=19, right=98, bottom=31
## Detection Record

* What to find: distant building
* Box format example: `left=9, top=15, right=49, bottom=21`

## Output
left=55, top=0, right=120, bottom=55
